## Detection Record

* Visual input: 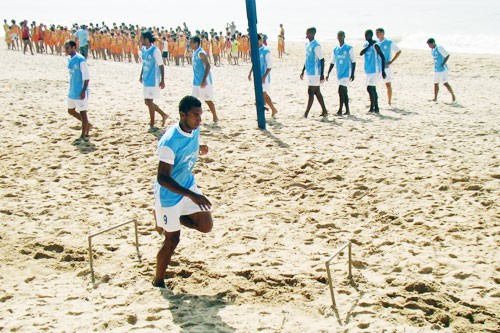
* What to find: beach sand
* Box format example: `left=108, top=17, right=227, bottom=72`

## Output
left=0, top=42, right=499, bottom=332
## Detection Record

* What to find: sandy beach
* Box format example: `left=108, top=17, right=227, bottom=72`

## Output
left=0, top=41, right=499, bottom=332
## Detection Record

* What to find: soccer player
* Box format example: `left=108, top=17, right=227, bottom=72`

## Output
left=360, top=29, right=386, bottom=114
left=74, top=25, right=89, bottom=59
left=427, top=38, right=456, bottom=103
left=300, top=27, right=328, bottom=118
left=191, top=36, right=219, bottom=122
left=326, top=31, right=356, bottom=116
left=248, top=34, right=278, bottom=118
left=139, top=31, right=168, bottom=131
left=65, top=40, right=91, bottom=141
left=152, top=95, right=213, bottom=289
left=376, top=28, right=401, bottom=105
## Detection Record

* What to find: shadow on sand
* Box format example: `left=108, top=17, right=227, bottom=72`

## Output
left=161, top=289, right=236, bottom=333
left=72, top=139, right=97, bottom=154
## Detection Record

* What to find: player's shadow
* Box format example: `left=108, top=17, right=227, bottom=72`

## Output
left=390, top=107, right=416, bottom=116
left=161, top=289, right=236, bottom=333
left=72, top=140, right=97, bottom=154
left=267, top=118, right=284, bottom=129
left=149, top=128, right=165, bottom=140
left=345, top=115, right=373, bottom=123
left=374, top=113, right=401, bottom=121
left=261, top=129, right=290, bottom=148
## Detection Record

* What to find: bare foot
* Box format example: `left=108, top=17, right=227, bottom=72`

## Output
left=161, top=114, right=168, bottom=127
left=271, top=110, right=278, bottom=118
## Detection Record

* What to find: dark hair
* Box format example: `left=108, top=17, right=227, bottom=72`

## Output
left=257, top=34, right=262, bottom=41
left=179, top=96, right=202, bottom=113
left=65, top=40, right=77, bottom=48
left=365, top=29, right=373, bottom=37
left=376, top=28, right=384, bottom=33
left=307, top=27, right=316, bottom=34
left=191, top=35, right=201, bottom=45
left=338, top=30, right=345, bottom=37
left=427, top=38, right=435, bottom=44
left=141, top=31, right=155, bottom=43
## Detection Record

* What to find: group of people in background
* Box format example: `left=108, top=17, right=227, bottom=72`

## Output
left=300, top=27, right=456, bottom=118
left=2, top=19, right=281, bottom=67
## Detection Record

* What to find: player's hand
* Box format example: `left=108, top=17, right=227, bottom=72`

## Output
left=248, top=74, right=251, bottom=81
left=199, top=145, right=209, bottom=156
left=350, top=75, right=355, bottom=82
left=382, top=71, right=387, bottom=79
left=189, top=193, right=212, bottom=211
left=326, top=75, right=329, bottom=81
left=300, top=73, right=304, bottom=80
left=387, top=61, right=392, bottom=66
left=80, top=91, right=86, bottom=100
left=320, top=75, right=325, bottom=84
left=261, top=77, right=266, bottom=84
left=139, top=77, right=143, bottom=84
left=160, top=81, right=165, bottom=89
left=201, top=80, right=207, bottom=88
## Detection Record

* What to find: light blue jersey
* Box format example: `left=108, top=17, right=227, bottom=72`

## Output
left=142, top=45, right=160, bottom=87
left=377, top=39, right=392, bottom=67
left=259, top=46, right=271, bottom=83
left=74, top=29, right=89, bottom=47
left=68, top=53, right=88, bottom=99
left=155, top=123, right=200, bottom=207
left=305, top=39, right=322, bottom=76
left=363, top=41, right=381, bottom=74
left=333, top=44, right=354, bottom=80
left=193, top=47, right=213, bottom=86
left=432, top=46, right=448, bottom=72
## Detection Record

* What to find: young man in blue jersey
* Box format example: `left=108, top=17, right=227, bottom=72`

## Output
left=360, top=29, right=386, bottom=114
left=65, top=40, right=91, bottom=141
left=139, top=31, right=169, bottom=131
left=247, top=34, right=279, bottom=118
left=326, top=31, right=356, bottom=116
left=376, top=28, right=401, bottom=105
left=300, top=27, right=328, bottom=118
left=190, top=36, right=219, bottom=123
left=152, top=95, right=212, bottom=289
left=427, top=38, right=456, bottom=103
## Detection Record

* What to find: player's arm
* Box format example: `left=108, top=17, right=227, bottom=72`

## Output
left=199, top=52, right=211, bottom=87
left=80, top=61, right=90, bottom=100
left=154, top=48, right=165, bottom=88
left=248, top=65, right=253, bottom=80
left=139, top=67, right=143, bottom=83
left=327, top=63, right=334, bottom=79
left=389, top=50, right=401, bottom=65
left=360, top=40, right=374, bottom=55
left=300, top=65, right=305, bottom=79
left=262, top=53, right=272, bottom=83
left=442, top=55, right=450, bottom=67
left=157, top=161, right=211, bottom=210
left=350, top=62, right=356, bottom=81
left=374, top=44, right=386, bottom=78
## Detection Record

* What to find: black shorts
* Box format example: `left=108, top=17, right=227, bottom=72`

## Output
left=22, top=37, right=29, bottom=41
left=162, top=51, right=168, bottom=58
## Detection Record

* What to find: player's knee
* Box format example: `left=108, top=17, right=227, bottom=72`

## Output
left=198, top=218, right=213, bottom=233
left=165, top=233, right=180, bottom=248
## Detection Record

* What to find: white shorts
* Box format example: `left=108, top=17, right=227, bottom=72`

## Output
left=338, top=77, right=350, bottom=87
left=11, top=34, right=19, bottom=40
left=192, top=84, right=214, bottom=102
left=262, top=82, right=271, bottom=93
left=67, top=93, right=89, bottom=112
left=307, top=75, right=321, bottom=87
left=365, top=73, right=380, bottom=86
left=154, top=185, right=207, bottom=232
left=144, top=86, right=160, bottom=100
left=434, top=70, right=449, bottom=84
left=382, top=67, right=393, bottom=83
left=231, top=51, right=238, bottom=58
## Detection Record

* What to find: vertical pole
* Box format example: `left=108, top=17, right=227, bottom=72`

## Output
left=348, top=241, right=352, bottom=279
left=88, top=236, right=95, bottom=284
left=326, top=262, right=336, bottom=307
left=134, top=219, right=141, bottom=260
left=246, top=0, right=266, bottom=130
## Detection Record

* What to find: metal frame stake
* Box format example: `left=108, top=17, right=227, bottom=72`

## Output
left=325, top=241, right=353, bottom=308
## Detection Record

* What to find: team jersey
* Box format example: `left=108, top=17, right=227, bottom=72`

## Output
left=141, top=45, right=162, bottom=87
left=305, top=39, right=324, bottom=76
left=192, top=47, right=213, bottom=86
left=155, top=123, right=200, bottom=207
left=331, top=44, right=355, bottom=80
left=377, top=39, right=400, bottom=68
left=258, top=45, right=272, bottom=83
left=363, top=41, right=381, bottom=74
left=432, top=45, right=449, bottom=72
left=67, top=53, right=89, bottom=99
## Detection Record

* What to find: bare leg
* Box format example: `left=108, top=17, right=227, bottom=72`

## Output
left=443, top=82, right=456, bottom=102
left=153, top=230, right=180, bottom=288
left=315, top=88, right=328, bottom=116
left=205, top=101, right=219, bottom=122
left=80, top=111, right=90, bottom=139
left=264, top=92, right=278, bottom=118
left=68, top=108, right=82, bottom=121
left=154, top=103, right=168, bottom=127
left=145, top=99, right=156, bottom=128
left=304, top=86, right=315, bottom=118
left=432, top=83, right=439, bottom=102
left=386, top=82, right=392, bottom=105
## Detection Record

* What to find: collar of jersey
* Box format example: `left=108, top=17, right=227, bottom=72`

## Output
left=176, top=122, right=194, bottom=138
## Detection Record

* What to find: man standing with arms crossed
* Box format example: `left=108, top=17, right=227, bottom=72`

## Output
left=376, top=28, right=401, bottom=105
left=300, top=27, right=328, bottom=118
left=427, top=38, right=456, bottom=103
left=139, top=31, right=168, bottom=131
left=190, top=36, right=219, bottom=123
left=360, top=29, right=386, bottom=114
left=65, top=40, right=91, bottom=141
left=327, top=31, right=356, bottom=116
left=152, top=95, right=213, bottom=289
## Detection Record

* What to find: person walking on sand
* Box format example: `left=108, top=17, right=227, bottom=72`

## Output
left=376, top=28, right=401, bottom=105
left=427, top=38, right=456, bottom=103
left=152, top=95, right=213, bottom=289
left=65, top=40, right=91, bottom=141
left=326, top=31, right=356, bottom=116
left=139, top=31, right=169, bottom=131
left=248, top=34, right=278, bottom=118
left=190, top=36, right=219, bottom=123
left=360, top=29, right=386, bottom=114
left=300, top=27, right=328, bottom=118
